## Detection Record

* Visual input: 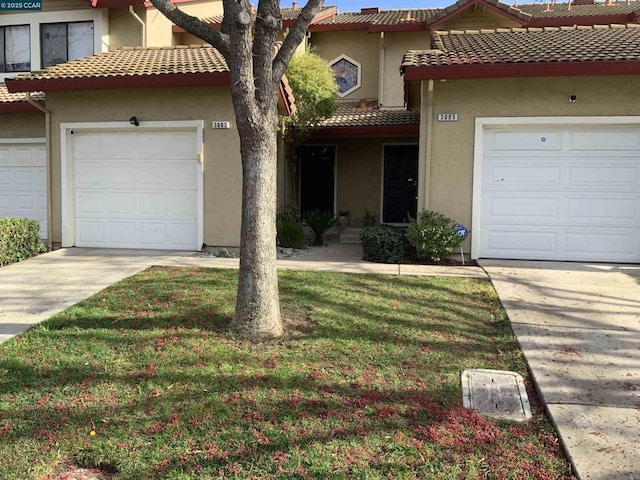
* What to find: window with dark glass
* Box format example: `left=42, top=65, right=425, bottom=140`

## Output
left=41, top=21, right=93, bottom=68
left=0, top=25, right=31, bottom=73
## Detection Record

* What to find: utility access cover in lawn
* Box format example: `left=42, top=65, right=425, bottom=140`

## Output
left=462, top=369, right=532, bottom=422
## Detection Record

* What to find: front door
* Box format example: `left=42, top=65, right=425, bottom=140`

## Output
left=299, top=145, right=335, bottom=217
left=383, top=145, right=418, bottom=223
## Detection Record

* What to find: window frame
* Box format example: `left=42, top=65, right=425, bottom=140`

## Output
left=40, top=20, right=94, bottom=69
left=329, top=54, right=362, bottom=98
left=0, top=24, right=31, bottom=73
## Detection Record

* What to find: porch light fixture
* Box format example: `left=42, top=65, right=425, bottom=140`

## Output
left=129, top=116, right=140, bottom=126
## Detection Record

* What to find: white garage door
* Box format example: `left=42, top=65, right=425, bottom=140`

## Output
left=478, top=125, right=640, bottom=263
left=0, top=141, right=47, bottom=239
left=71, top=129, right=200, bottom=250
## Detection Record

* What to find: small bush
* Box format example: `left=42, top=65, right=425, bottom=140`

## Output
left=406, top=210, right=464, bottom=263
left=277, top=207, right=306, bottom=249
left=360, top=225, right=408, bottom=263
left=0, top=218, right=47, bottom=267
left=303, top=209, right=337, bottom=246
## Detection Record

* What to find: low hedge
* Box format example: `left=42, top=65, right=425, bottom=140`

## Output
left=0, top=218, right=47, bottom=267
left=360, top=225, right=408, bottom=263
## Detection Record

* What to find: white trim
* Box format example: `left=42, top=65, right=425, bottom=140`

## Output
left=0, top=137, right=45, bottom=144
left=0, top=8, right=107, bottom=83
left=471, top=115, right=640, bottom=259
left=60, top=120, right=204, bottom=250
left=329, top=54, right=362, bottom=98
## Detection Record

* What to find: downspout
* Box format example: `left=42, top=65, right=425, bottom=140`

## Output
left=26, top=92, right=52, bottom=250
left=378, top=32, right=385, bottom=106
left=418, top=79, right=434, bottom=211
left=129, top=6, right=146, bottom=47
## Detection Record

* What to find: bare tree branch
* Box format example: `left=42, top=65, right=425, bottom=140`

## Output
left=272, top=0, right=325, bottom=82
left=149, top=0, right=231, bottom=60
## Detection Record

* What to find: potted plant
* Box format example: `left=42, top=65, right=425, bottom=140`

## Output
left=363, top=209, right=376, bottom=227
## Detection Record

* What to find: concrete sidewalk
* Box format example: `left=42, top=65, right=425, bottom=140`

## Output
left=481, top=260, right=640, bottom=480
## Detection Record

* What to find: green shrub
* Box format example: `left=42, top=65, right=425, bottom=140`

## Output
left=303, top=209, right=337, bottom=246
left=0, top=218, right=47, bottom=267
left=360, top=225, right=408, bottom=263
left=277, top=207, right=306, bottom=249
left=406, top=210, right=464, bottom=263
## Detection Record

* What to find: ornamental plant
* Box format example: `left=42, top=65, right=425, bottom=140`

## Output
left=406, top=210, right=464, bottom=263
left=0, top=218, right=47, bottom=266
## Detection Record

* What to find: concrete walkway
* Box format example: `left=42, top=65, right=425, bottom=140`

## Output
left=480, top=260, right=640, bottom=480
left=1, top=246, right=639, bottom=479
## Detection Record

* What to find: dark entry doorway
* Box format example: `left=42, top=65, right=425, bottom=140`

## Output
left=299, top=145, right=335, bottom=216
left=383, top=144, right=418, bottom=223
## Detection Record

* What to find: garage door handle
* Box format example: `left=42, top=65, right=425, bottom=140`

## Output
left=494, top=178, right=504, bottom=182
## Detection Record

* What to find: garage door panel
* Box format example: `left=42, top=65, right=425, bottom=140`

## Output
left=0, top=143, right=47, bottom=239
left=479, top=124, right=640, bottom=262
left=490, top=130, right=562, bottom=151
left=487, top=162, right=561, bottom=187
left=567, top=163, right=639, bottom=188
left=569, top=130, right=640, bottom=151
left=565, top=231, right=637, bottom=260
left=483, top=194, right=559, bottom=222
left=73, top=130, right=199, bottom=250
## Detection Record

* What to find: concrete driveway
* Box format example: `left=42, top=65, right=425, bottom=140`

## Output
left=0, top=248, right=194, bottom=344
left=481, top=260, right=640, bottom=480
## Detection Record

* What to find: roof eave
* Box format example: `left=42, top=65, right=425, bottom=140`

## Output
left=403, top=60, right=640, bottom=82
left=0, top=102, right=45, bottom=112
left=307, top=22, right=370, bottom=32
left=368, top=23, right=429, bottom=33
left=312, top=124, right=419, bottom=137
left=5, top=72, right=231, bottom=93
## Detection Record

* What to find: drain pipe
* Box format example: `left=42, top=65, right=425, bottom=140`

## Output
left=26, top=92, right=52, bottom=251
left=418, top=79, right=434, bottom=211
left=129, top=5, right=146, bottom=47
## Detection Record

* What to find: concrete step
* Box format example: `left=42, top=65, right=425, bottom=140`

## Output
left=340, top=228, right=362, bottom=244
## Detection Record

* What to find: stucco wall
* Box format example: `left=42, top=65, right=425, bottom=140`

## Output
left=310, top=30, right=380, bottom=101
left=108, top=6, right=146, bottom=49
left=0, top=112, right=45, bottom=138
left=382, top=32, right=430, bottom=108
left=46, top=86, right=242, bottom=247
left=421, top=75, right=640, bottom=243
left=437, top=8, right=521, bottom=30
left=146, top=0, right=223, bottom=47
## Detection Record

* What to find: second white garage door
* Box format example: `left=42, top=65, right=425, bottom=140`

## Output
left=476, top=123, right=640, bottom=263
left=70, top=128, right=201, bottom=250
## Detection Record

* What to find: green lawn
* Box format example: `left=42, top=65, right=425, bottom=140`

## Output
left=0, top=268, right=575, bottom=479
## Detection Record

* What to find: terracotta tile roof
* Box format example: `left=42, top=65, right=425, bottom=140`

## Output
left=7, top=45, right=228, bottom=84
left=319, top=99, right=420, bottom=128
left=519, top=1, right=640, bottom=19
left=0, top=84, right=44, bottom=103
left=401, top=24, right=640, bottom=69
left=312, top=8, right=440, bottom=26
left=200, top=5, right=338, bottom=27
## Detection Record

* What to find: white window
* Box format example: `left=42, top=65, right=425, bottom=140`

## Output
left=1, top=25, right=30, bottom=73
left=41, top=21, right=93, bottom=68
left=329, top=54, right=361, bottom=97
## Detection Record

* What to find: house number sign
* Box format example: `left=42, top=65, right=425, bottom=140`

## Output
left=437, top=113, right=458, bottom=122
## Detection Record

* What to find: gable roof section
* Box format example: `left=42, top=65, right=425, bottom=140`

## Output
left=425, top=0, right=532, bottom=29
left=401, top=24, right=640, bottom=81
left=0, top=85, right=45, bottom=112
left=5, top=45, right=230, bottom=92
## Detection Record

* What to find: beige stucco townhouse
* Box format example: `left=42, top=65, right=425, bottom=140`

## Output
left=1, top=0, right=640, bottom=263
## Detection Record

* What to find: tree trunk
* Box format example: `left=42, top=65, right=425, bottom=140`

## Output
left=230, top=104, right=283, bottom=341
